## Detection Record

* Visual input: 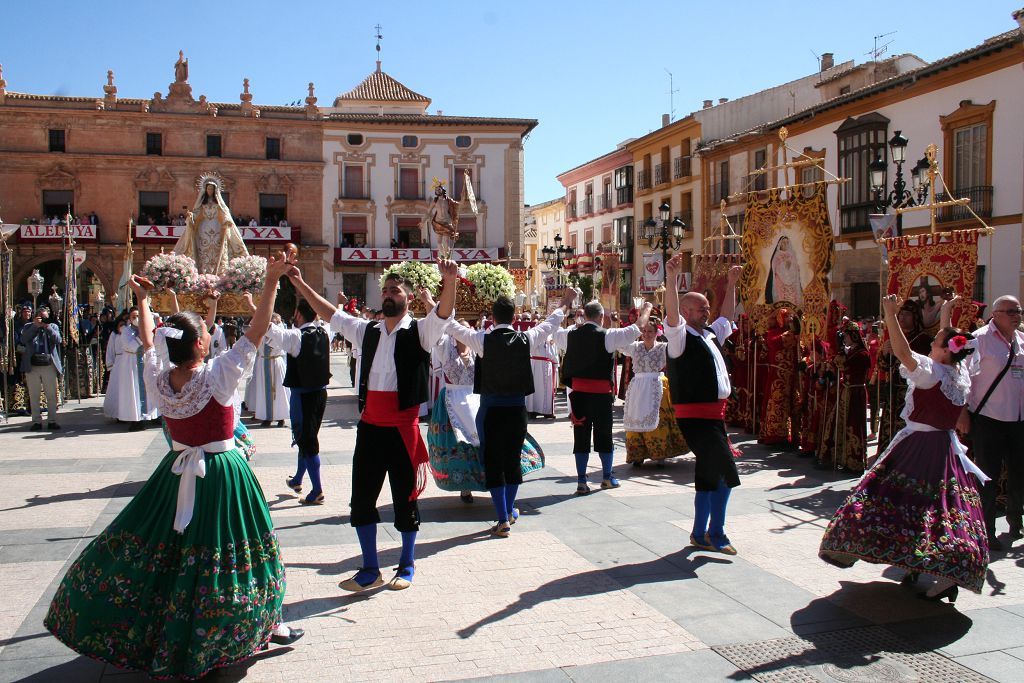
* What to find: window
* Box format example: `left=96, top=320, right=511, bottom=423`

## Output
left=259, top=193, right=287, bottom=226
left=266, top=137, right=281, bottom=160
left=455, top=135, right=471, bottom=148
left=206, top=134, right=222, bottom=157
left=398, top=167, right=421, bottom=199
left=339, top=215, right=367, bottom=247
left=48, top=129, right=65, bottom=153
left=346, top=133, right=364, bottom=146
left=602, top=179, right=611, bottom=210
left=146, top=132, right=162, bottom=156
left=601, top=223, right=612, bottom=245
left=342, top=165, right=368, bottom=199
left=138, top=191, right=169, bottom=224
left=584, top=228, right=594, bottom=254
left=42, top=189, right=73, bottom=218
left=835, top=113, right=888, bottom=234
left=839, top=85, right=851, bottom=95
left=851, top=282, right=880, bottom=320
left=454, top=217, right=477, bottom=247
left=614, top=166, right=633, bottom=204
left=753, top=149, right=767, bottom=191
left=395, top=217, right=422, bottom=247
left=800, top=161, right=825, bottom=198
left=717, top=160, right=730, bottom=201
left=342, top=273, right=367, bottom=307
left=401, top=135, right=418, bottom=148
left=722, top=213, right=744, bottom=255
left=973, top=265, right=986, bottom=304
left=940, top=101, right=995, bottom=222
left=615, top=216, right=634, bottom=269
left=953, top=124, right=987, bottom=190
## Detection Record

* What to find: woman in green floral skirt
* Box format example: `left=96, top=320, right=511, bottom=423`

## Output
left=44, top=254, right=302, bottom=679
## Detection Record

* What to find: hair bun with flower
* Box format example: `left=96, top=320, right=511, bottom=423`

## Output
left=947, top=334, right=969, bottom=354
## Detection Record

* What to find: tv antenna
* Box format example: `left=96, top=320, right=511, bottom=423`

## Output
left=665, top=68, right=678, bottom=122
left=868, top=31, right=896, bottom=60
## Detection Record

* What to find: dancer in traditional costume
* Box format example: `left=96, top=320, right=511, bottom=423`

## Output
left=527, top=336, right=559, bottom=419
left=287, top=260, right=455, bottom=592
left=44, top=255, right=303, bottom=679
left=556, top=300, right=647, bottom=494
left=442, top=288, right=575, bottom=536
left=665, top=256, right=741, bottom=554
left=820, top=294, right=988, bottom=603
left=623, top=312, right=689, bottom=466
left=246, top=313, right=290, bottom=427
left=103, top=308, right=159, bottom=431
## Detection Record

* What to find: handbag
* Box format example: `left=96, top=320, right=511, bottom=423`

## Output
left=30, top=329, right=52, bottom=367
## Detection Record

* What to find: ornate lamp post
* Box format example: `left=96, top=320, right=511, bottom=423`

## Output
left=642, top=202, right=684, bottom=285
left=541, top=234, right=574, bottom=288
left=869, top=130, right=931, bottom=234
left=27, top=269, right=44, bottom=312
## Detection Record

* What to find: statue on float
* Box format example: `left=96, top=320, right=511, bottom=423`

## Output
left=173, top=173, right=248, bottom=275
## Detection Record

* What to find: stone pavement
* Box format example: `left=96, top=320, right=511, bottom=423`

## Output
left=1, top=353, right=1023, bottom=682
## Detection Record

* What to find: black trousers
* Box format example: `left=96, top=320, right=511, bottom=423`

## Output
left=291, top=388, right=327, bottom=457
left=569, top=391, right=614, bottom=453
left=971, top=413, right=1024, bottom=534
left=677, top=418, right=741, bottom=492
left=481, top=405, right=527, bottom=489
left=350, top=422, right=420, bottom=532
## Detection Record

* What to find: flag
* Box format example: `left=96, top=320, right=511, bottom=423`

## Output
left=115, top=219, right=135, bottom=313
left=462, top=170, right=478, bottom=214
left=869, top=214, right=897, bottom=265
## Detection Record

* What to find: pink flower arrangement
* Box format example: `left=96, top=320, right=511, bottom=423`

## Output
left=221, top=255, right=267, bottom=294
left=190, top=273, right=222, bottom=298
left=141, top=252, right=198, bottom=292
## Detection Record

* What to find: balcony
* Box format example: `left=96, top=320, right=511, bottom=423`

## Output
left=396, top=180, right=425, bottom=200
left=675, top=208, right=693, bottom=230
left=654, top=162, right=670, bottom=186
left=566, top=203, right=578, bottom=219
left=673, top=156, right=692, bottom=179
left=341, top=180, right=371, bottom=199
left=637, top=169, right=651, bottom=191
left=710, top=182, right=731, bottom=203
left=936, top=186, right=993, bottom=223
left=577, top=197, right=594, bottom=216
left=598, top=192, right=613, bottom=211
left=746, top=172, right=767, bottom=192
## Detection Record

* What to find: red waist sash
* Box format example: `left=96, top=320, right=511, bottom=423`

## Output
left=362, top=390, right=428, bottom=500
left=571, top=378, right=614, bottom=394
left=674, top=400, right=727, bottom=420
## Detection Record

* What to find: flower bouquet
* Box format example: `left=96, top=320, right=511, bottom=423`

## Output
left=221, top=255, right=267, bottom=294
left=465, top=263, right=515, bottom=304
left=189, top=273, right=222, bottom=299
left=141, top=252, right=198, bottom=292
left=379, top=261, right=441, bottom=296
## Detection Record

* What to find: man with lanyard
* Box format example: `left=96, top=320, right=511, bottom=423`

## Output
left=556, top=299, right=647, bottom=494
left=20, top=307, right=63, bottom=431
left=273, top=299, right=332, bottom=506
left=958, top=294, right=1024, bottom=551
left=664, top=255, right=741, bottom=554
left=443, top=287, right=578, bottom=536
left=287, top=260, right=456, bottom=592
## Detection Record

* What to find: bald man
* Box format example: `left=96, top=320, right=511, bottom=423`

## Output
left=664, top=257, right=742, bottom=554
left=958, top=294, right=1024, bottom=551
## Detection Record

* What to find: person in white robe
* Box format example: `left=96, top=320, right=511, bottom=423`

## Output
left=247, top=314, right=290, bottom=426
left=526, top=337, right=559, bottom=418
left=103, top=311, right=159, bottom=430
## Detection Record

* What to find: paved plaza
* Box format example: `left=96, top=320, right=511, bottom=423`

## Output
left=1, top=354, right=1023, bottom=682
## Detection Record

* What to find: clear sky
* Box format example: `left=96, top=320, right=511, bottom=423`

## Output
left=2, top=1, right=1018, bottom=205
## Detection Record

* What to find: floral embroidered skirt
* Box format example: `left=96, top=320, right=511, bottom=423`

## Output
left=428, top=387, right=544, bottom=492
left=626, top=376, right=689, bottom=464
left=819, top=430, right=989, bottom=593
left=44, top=448, right=286, bottom=679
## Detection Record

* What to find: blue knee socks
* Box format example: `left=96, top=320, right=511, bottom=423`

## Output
left=398, top=531, right=416, bottom=581
left=504, top=484, right=519, bottom=521
left=708, top=481, right=732, bottom=542
left=291, top=453, right=307, bottom=485
left=574, top=453, right=590, bottom=483
left=599, top=452, right=614, bottom=480
left=305, top=454, right=322, bottom=497
left=692, top=491, right=712, bottom=539
left=489, top=486, right=509, bottom=523
left=354, top=524, right=380, bottom=585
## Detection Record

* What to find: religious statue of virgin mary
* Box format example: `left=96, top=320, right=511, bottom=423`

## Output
left=173, top=174, right=248, bottom=275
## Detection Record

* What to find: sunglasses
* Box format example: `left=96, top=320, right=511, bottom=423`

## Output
left=996, top=309, right=1023, bottom=315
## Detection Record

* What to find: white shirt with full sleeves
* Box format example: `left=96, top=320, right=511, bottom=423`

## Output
left=664, top=315, right=732, bottom=400
left=553, top=320, right=641, bottom=353
left=267, top=320, right=333, bottom=358
left=443, top=309, right=564, bottom=357
left=330, top=309, right=451, bottom=392
left=144, top=335, right=258, bottom=419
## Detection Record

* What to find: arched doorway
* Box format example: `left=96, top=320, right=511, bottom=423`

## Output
left=14, top=258, right=108, bottom=313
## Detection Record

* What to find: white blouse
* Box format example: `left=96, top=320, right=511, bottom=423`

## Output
left=144, top=335, right=258, bottom=419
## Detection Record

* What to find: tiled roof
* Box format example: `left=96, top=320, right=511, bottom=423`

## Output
left=325, top=112, right=537, bottom=133
left=334, top=69, right=430, bottom=105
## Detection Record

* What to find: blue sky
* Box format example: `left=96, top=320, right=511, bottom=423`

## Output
left=2, top=1, right=1017, bottom=204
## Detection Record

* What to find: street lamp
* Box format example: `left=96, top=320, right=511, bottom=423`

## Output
left=870, top=129, right=928, bottom=234
left=27, top=269, right=44, bottom=311
left=541, top=234, right=574, bottom=287
left=643, top=202, right=684, bottom=284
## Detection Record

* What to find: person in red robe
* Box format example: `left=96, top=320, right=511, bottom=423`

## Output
left=865, top=322, right=881, bottom=438
left=751, top=331, right=769, bottom=436
left=725, top=314, right=753, bottom=431
left=800, top=337, right=829, bottom=455
left=829, top=321, right=872, bottom=473
left=758, top=308, right=800, bottom=446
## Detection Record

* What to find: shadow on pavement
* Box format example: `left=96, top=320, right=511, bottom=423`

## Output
left=0, top=480, right=144, bottom=512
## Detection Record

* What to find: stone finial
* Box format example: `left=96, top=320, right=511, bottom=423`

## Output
left=242, top=78, right=251, bottom=97
left=0, top=63, right=7, bottom=98
left=107, top=70, right=114, bottom=87
left=103, top=69, right=117, bottom=104
left=240, top=79, right=257, bottom=117
left=305, top=81, right=319, bottom=119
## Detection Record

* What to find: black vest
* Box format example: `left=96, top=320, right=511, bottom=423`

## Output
left=283, top=325, right=331, bottom=389
left=473, top=327, right=534, bottom=396
left=358, top=319, right=429, bottom=412
left=562, top=324, right=613, bottom=389
left=666, top=328, right=721, bottom=405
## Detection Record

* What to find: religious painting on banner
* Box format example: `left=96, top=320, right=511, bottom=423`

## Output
left=599, top=252, right=620, bottom=297
left=692, top=253, right=742, bottom=321
left=882, top=230, right=980, bottom=332
left=738, top=184, right=834, bottom=339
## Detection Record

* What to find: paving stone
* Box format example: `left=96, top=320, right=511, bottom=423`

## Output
left=954, top=651, right=1024, bottom=683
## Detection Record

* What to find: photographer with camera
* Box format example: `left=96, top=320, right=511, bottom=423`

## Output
left=19, top=307, right=62, bottom=431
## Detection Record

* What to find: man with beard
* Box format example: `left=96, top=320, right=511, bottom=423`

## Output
left=664, top=255, right=741, bottom=554
left=287, top=260, right=456, bottom=591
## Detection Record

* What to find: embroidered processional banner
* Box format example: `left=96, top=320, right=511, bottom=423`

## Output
left=692, top=253, right=742, bottom=321
left=738, top=184, right=834, bottom=339
left=882, top=230, right=980, bottom=330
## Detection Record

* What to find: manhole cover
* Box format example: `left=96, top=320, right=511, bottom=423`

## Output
left=712, top=626, right=992, bottom=683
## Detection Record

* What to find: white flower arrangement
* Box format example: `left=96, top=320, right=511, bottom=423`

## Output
left=465, top=263, right=515, bottom=304
left=141, top=252, right=198, bottom=292
left=379, top=261, right=441, bottom=296
left=221, top=255, right=267, bottom=294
